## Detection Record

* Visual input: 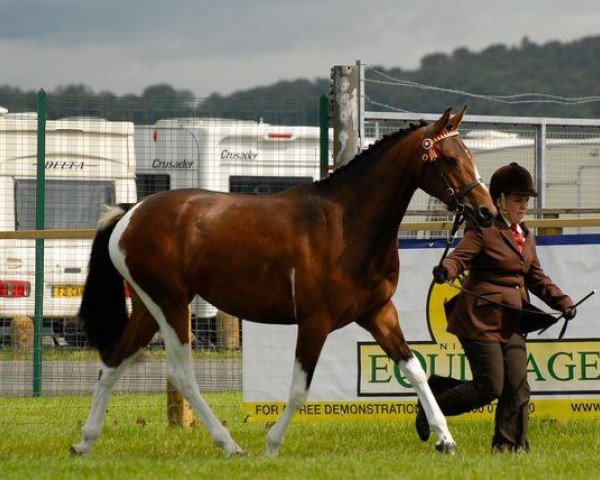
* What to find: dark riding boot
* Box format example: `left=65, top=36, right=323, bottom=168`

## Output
left=415, top=375, right=465, bottom=441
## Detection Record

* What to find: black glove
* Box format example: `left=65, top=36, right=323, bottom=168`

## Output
left=432, top=265, right=447, bottom=284
left=563, top=307, right=577, bottom=320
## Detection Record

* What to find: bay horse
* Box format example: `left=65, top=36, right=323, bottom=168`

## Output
left=72, top=107, right=496, bottom=457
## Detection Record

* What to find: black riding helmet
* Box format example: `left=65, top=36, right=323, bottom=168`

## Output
left=489, top=162, right=538, bottom=199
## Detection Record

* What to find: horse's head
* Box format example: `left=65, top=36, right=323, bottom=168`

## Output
left=418, top=106, right=496, bottom=227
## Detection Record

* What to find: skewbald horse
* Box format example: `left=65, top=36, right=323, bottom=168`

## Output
left=73, top=107, right=496, bottom=457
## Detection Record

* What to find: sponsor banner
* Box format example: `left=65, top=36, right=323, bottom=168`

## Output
left=358, top=341, right=600, bottom=396
left=243, top=235, right=600, bottom=422
left=243, top=398, right=600, bottom=422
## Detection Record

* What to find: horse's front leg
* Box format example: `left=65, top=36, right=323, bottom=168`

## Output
left=400, top=357, right=456, bottom=454
left=359, top=301, right=457, bottom=454
left=265, top=315, right=330, bottom=456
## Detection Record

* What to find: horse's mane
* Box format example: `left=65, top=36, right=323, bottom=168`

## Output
left=315, top=120, right=428, bottom=189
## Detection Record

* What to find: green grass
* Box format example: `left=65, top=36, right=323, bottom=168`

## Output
left=0, top=392, right=598, bottom=480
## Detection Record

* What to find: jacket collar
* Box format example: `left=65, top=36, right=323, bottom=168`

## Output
left=495, top=215, right=530, bottom=257
left=494, top=215, right=530, bottom=235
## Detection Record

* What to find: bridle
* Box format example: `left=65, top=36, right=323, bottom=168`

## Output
left=422, top=129, right=484, bottom=214
left=422, top=129, right=485, bottom=263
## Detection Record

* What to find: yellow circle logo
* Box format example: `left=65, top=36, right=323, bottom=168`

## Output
left=426, top=275, right=466, bottom=344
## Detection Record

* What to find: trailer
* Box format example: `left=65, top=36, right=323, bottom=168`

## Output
left=134, top=117, right=327, bottom=345
left=0, top=109, right=137, bottom=347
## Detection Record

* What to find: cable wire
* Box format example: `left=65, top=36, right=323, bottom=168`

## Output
left=364, top=64, right=600, bottom=107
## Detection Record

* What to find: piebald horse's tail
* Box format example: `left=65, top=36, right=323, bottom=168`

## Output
left=78, top=204, right=134, bottom=355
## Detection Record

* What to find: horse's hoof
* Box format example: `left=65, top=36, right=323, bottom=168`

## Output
left=226, top=447, right=246, bottom=459
left=265, top=446, right=278, bottom=457
left=435, top=441, right=457, bottom=455
left=265, top=442, right=280, bottom=457
left=70, top=444, right=88, bottom=456
left=216, top=438, right=245, bottom=458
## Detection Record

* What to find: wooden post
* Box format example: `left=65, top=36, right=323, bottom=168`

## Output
left=216, top=311, right=240, bottom=349
left=167, top=306, right=194, bottom=427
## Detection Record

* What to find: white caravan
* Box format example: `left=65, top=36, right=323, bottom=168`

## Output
left=134, top=117, right=327, bottom=320
left=0, top=108, right=137, bottom=346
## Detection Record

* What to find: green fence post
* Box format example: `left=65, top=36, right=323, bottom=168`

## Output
left=33, top=89, right=46, bottom=396
left=319, top=94, right=329, bottom=180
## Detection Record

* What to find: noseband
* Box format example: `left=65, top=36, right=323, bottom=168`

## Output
left=422, top=130, right=483, bottom=213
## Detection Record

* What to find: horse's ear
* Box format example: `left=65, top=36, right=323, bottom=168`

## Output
left=448, top=105, right=467, bottom=130
left=430, top=107, right=453, bottom=135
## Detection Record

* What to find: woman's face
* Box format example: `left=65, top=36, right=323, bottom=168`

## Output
left=502, top=193, right=530, bottom=224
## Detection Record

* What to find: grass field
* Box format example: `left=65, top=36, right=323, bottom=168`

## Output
left=0, top=392, right=598, bottom=480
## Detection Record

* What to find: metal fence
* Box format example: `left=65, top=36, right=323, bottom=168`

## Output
left=354, top=61, right=600, bottom=238
left=362, top=120, right=600, bottom=240
left=0, top=92, right=320, bottom=417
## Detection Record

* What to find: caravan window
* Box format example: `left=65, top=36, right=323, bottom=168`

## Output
left=15, top=180, right=114, bottom=230
left=229, top=176, right=313, bottom=195
left=136, top=174, right=171, bottom=200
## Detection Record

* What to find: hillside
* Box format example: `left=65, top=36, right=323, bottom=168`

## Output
left=1, top=35, right=599, bottom=125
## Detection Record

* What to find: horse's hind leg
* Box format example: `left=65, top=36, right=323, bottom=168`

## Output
left=131, top=286, right=243, bottom=457
left=359, top=301, right=457, bottom=454
left=71, top=294, right=158, bottom=455
left=71, top=357, right=137, bottom=454
left=266, top=317, right=329, bottom=456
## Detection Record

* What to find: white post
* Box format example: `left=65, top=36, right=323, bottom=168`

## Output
left=330, top=65, right=361, bottom=169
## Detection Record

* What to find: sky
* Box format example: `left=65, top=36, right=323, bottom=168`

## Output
left=1, top=0, right=600, bottom=97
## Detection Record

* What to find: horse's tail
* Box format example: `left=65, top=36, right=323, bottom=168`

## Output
left=79, top=204, right=134, bottom=355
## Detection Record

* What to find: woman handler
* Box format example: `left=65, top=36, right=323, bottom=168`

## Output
left=416, top=162, right=576, bottom=452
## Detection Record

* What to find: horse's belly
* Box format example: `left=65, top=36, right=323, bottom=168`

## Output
left=194, top=275, right=297, bottom=325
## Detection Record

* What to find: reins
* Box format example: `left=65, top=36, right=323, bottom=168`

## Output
left=437, top=211, right=464, bottom=267
left=439, top=261, right=596, bottom=340
left=443, top=280, right=561, bottom=317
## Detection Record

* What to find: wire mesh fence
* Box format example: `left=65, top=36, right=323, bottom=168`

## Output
left=0, top=93, right=321, bottom=430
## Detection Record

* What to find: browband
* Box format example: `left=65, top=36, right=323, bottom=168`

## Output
left=422, top=130, right=460, bottom=162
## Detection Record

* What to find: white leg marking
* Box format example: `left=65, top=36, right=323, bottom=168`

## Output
left=141, top=293, right=243, bottom=456
left=108, top=203, right=243, bottom=456
left=71, top=353, right=141, bottom=454
left=290, top=268, right=297, bottom=320
left=266, top=360, right=308, bottom=456
left=399, top=357, right=456, bottom=451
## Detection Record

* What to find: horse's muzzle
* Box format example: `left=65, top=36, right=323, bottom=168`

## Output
left=465, top=205, right=494, bottom=228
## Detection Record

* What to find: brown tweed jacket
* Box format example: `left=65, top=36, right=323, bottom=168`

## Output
left=441, top=217, right=574, bottom=342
